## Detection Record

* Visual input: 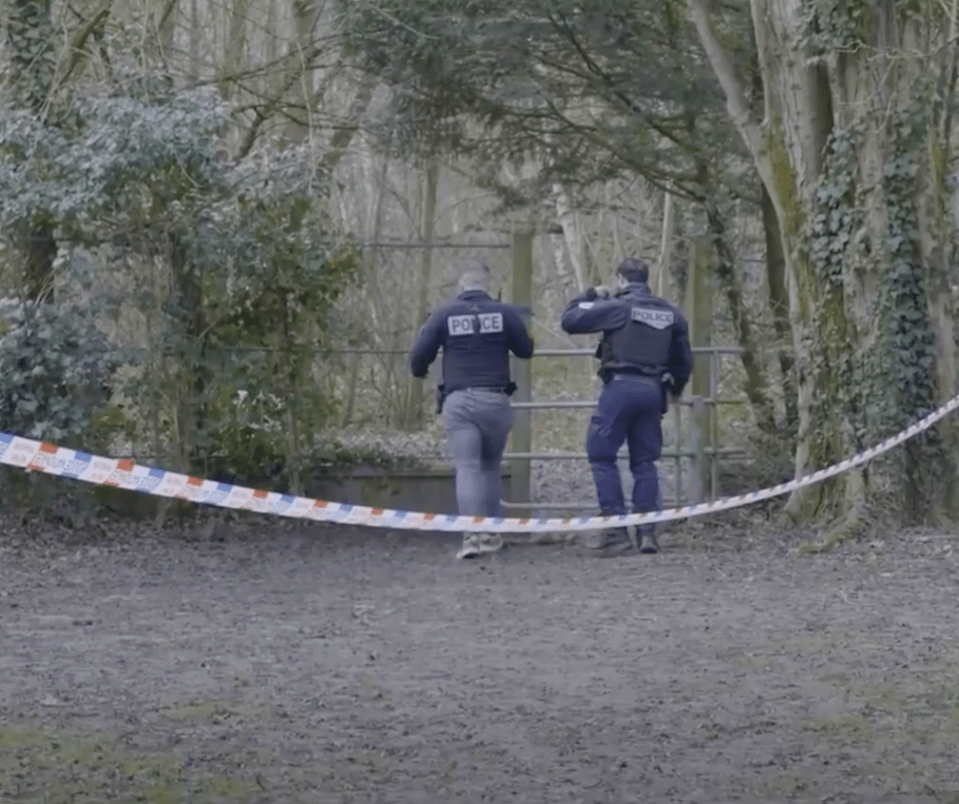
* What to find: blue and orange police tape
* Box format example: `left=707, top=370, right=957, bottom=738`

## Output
left=2, top=391, right=959, bottom=533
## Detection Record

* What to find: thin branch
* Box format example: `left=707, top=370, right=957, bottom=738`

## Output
left=56, top=0, right=114, bottom=86
left=686, top=0, right=762, bottom=161
left=357, top=0, right=439, bottom=39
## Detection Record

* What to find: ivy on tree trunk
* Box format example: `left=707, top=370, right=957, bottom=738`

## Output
left=689, top=0, right=959, bottom=531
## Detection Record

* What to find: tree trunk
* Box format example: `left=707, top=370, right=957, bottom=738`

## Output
left=11, top=222, right=57, bottom=303
left=553, top=184, right=589, bottom=291
left=219, top=0, right=251, bottom=99
left=169, top=233, right=204, bottom=473
left=316, top=73, right=378, bottom=176
left=761, top=184, right=797, bottom=431
left=188, top=0, right=200, bottom=81
left=689, top=0, right=959, bottom=530
left=654, top=192, right=674, bottom=296
left=285, top=0, right=321, bottom=142
left=152, top=0, right=178, bottom=68
left=688, top=122, right=779, bottom=435
left=277, top=293, right=303, bottom=494
left=399, top=158, right=440, bottom=430
left=703, top=202, right=778, bottom=435
left=55, top=0, right=113, bottom=87
left=925, top=81, right=959, bottom=523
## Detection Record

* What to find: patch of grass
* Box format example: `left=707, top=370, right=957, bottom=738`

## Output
left=302, top=749, right=399, bottom=791
left=715, top=647, right=785, bottom=673
left=756, top=772, right=809, bottom=797
left=526, top=723, right=584, bottom=751
left=817, top=671, right=852, bottom=687
left=0, top=721, right=261, bottom=804
left=0, top=725, right=48, bottom=750
left=0, top=706, right=413, bottom=803
left=858, top=681, right=909, bottom=714
left=794, top=672, right=959, bottom=772
left=776, top=628, right=880, bottom=658
left=161, top=695, right=273, bottom=724
left=803, top=713, right=872, bottom=741
left=165, top=699, right=236, bottom=722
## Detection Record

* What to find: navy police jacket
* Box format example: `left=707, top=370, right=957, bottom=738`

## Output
left=561, top=282, right=693, bottom=396
left=409, top=290, right=534, bottom=393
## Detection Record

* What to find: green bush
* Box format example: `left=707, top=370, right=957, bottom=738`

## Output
left=0, top=298, right=128, bottom=519
left=0, top=299, right=124, bottom=446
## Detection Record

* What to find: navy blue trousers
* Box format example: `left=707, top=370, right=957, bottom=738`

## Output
left=586, top=375, right=663, bottom=521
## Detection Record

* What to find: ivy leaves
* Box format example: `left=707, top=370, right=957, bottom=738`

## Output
left=0, top=298, right=124, bottom=446
left=5, top=0, right=56, bottom=114
left=804, top=106, right=940, bottom=469
left=1, top=82, right=360, bottom=490
left=883, top=109, right=937, bottom=412
left=809, top=128, right=859, bottom=288
left=0, top=89, right=228, bottom=235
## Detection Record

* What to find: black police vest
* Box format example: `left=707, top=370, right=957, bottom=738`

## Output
left=598, top=298, right=676, bottom=377
left=441, top=296, right=513, bottom=392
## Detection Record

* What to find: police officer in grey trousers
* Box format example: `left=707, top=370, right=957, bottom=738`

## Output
left=409, top=260, right=535, bottom=560
left=561, top=258, right=693, bottom=557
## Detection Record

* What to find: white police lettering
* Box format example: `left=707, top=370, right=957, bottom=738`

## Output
left=447, top=315, right=475, bottom=335
left=578, top=301, right=595, bottom=309
left=448, top=312, right=504, bottom=335
left=478, top=312, right=503, bottom=333
left=631, top=307, right=674, bottom=330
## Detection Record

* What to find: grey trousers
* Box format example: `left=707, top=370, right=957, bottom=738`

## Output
left=442, top=389, right=515, bottom=518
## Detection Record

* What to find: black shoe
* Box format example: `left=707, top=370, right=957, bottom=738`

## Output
left=639, top=530, right=659, bottom=554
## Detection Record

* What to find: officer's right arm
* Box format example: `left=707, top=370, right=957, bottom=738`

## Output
left=560, top=297, right=629, bottom=335
left=409, top=312, right=444, bottom=378
left=505, top=308, right=534, bottom=359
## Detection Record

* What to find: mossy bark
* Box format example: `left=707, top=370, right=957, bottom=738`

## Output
left=704, top=202, right=778, bottom=435
left=691, top=0, right=959, bottom=531
left=761, top=186, right=797, bottom=431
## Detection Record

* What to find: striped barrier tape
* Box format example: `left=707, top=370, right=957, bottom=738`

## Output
left=1, top=391, right=958, bottom=533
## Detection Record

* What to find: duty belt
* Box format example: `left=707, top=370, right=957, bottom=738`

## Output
left=610, top=372, right=659, bottom=382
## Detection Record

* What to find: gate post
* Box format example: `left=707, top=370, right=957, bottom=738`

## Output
left=508, top=229, right=534, bottom=506
left=688, top=395, right=706, bottom=504
left=685, top=237, right=714, bottom=501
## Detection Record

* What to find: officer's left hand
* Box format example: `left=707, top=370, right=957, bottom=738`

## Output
left=662, top=374, right=678, bottom=400
left=586, top=285, right=613, bottom=300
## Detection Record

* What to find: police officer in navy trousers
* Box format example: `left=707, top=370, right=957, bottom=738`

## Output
left=410, top=260, right=535, bottom=560
left=561, top=258, right=693, bottom=556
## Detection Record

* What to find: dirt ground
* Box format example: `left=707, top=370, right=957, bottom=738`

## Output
left=3, top=513, right=959, bottom=804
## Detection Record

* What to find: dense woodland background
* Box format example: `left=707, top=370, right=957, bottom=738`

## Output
left=3, top=0, right=959, bottom=537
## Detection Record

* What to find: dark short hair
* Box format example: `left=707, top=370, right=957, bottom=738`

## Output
left=616, top=258, right=649, bottom=283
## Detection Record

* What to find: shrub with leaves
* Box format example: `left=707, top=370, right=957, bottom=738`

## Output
left=0, top=296, right=129, bottom=520
left=0, top=298, right=124, bottom=445
left=1, top=81, right=362, bottom=496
